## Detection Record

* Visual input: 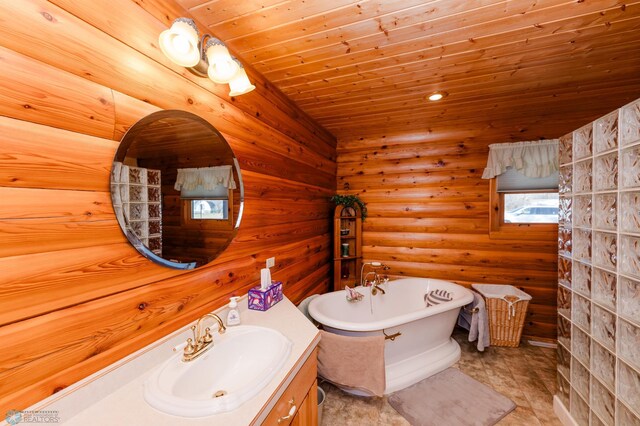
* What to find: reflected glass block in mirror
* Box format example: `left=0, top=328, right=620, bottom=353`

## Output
left=574, top=159, right=592, bottom=194
left=147, top=169, right=161, bottom=186
left=618, top=319, right=640, bottom=371
left=591, top=341, right=615, bottom=390
left=572, top=260, right=590, bottom=297
left=593, top=193, right=617, bottom=231
left=148, top=236, right=162, bottom=252
left=557, top=343, right=571, bottom=378
left=573, top=195, right=591, bottom=228
left=129, top=221, right=148, bottom=239
left=617, top=361, right=640, bottom=414
left=593, top=231, right=617, bottom=271
left=148, top=203, right=161, bottom=219
left=619, top=277, right=640, bottom=325
left=621, top=145, right=640, bottom=189
left=570, top=388, right=590, bottom=426
left=558, top=314, right=571, bottom=348
left=129, top=185, right=147, bottom=203
left=559, top=132, right=573, bottom=165
left=118, top=184, right=128, bottom=204
left=620, top=99, right=640, bottom=147
left=149, top=220, right=161, bottom=235
left=573, top=228, right=591, bottom=263
left=621, top=191, right=640, bottom=234
left=559, top=196, right=572, bottom=225
left=571, top=357, right=590, bottom=400
left=592, top=268, right=616, bottom=312
left=128, top=167, right=146, bottom=185
left=590, top=377, right=615, bottom=426
left=593, top=111, right=618, bottom=154
left=572, top=324, right=591, bottom=366
left=593, top=153, right=618, bottom=192
left=620, top=235, right=640, bottom=279
left=559, top=165, right=573, bottom=195
left=592, top=304, right=615, bottom=352
left=148, top=186, right=161, bottom=203
left=558, top=226, right=572, bottom=257
left=617, top=400, right=640, bottom=426
left=573, top=123, right=593, bottom=160
left=559, top=256, right=572, bottom=288
left=128, top=203, right=148, bottom=220
left=111, top=184, right=122, bottom=205
left=558, top=285, right=572, bottom=318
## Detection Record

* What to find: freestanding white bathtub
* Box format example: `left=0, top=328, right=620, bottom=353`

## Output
left=308, top=277, right=473, bottom=395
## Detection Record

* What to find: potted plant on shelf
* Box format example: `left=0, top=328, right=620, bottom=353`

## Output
left=330, top=194, right=367, bottom=220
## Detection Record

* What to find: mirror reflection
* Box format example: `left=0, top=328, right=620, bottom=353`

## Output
left=110, top=110, right=243, bottom=269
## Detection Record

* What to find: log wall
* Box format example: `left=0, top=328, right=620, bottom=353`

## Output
left=337, top=134, right=558, bottom=341
left=0, top=0, right=335, bottom=413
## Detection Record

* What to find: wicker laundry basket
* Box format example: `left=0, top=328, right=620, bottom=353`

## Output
left=471, top=284, right=532, bottom=347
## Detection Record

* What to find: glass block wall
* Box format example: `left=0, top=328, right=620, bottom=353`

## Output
left=557, top=98, right=640, bottom=426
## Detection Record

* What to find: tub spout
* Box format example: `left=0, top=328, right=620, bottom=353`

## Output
left=371, top=285, right=385, bottom=296
left=361, top=262, right=390, bottom=297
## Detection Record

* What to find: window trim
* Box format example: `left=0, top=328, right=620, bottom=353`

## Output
left=489, top=178, right=558, bottom=240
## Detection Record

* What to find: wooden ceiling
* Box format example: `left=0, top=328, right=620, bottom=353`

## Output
left=179, top=0, right=640, bottom=140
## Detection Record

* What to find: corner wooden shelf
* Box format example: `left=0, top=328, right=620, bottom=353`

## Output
left=333, top=204, right=362, bottom=291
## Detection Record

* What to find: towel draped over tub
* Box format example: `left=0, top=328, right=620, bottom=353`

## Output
left=317, top=330, right=386, bottom=397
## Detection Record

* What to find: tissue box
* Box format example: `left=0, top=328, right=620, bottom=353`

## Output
left=248, top=281, right=283, bottom=311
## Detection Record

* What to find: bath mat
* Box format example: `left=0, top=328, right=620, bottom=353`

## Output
left=387, top=368, right=516, bottom=426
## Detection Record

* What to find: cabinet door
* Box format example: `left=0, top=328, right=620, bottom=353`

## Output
left=291, top=381, right=318, bottom=426
left=263, top=350, right=317, bottom=425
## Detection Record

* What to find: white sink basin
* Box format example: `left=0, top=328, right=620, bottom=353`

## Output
left=144, top=325, right=292, bottom=417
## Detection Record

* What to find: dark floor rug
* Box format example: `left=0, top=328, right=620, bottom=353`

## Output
left=387, top=368, right=516, bottom=426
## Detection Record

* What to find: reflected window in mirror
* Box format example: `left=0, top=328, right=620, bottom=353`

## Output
left=191, top=200, right=229, bottom=220
left=110, top=110, right=243, bottom=270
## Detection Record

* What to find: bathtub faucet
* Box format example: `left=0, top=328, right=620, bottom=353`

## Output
left=361, top=262, right=390, bottom=296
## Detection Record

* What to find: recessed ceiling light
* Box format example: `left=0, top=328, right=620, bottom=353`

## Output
left=428, top=92, right=447, bottom=101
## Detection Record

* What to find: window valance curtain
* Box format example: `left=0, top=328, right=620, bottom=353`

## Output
left=481, top=139, right=559, bottom=179
left=174, top=165, right=237, bottom=191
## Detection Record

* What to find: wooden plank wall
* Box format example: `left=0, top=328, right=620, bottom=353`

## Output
left=0, top=0, right=335, bottom=413
left=337, top=134, right=558, bottom=341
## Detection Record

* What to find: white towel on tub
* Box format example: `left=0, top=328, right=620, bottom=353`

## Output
left=457, top=291, right=490, bottom=352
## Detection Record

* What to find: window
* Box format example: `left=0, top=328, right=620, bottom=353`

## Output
left=489, top=167, right=558, bottom=238
left=503, top=194, right=559, bottom=224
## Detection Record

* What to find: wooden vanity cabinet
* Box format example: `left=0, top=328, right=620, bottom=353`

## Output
left=261, top=348, right=318, bottom=425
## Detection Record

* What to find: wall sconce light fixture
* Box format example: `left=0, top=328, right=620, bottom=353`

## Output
left=159, top=18, right=255, bottom=96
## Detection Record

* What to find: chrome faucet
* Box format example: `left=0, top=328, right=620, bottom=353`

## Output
left=361, top=261, right=390, bottom=296
left=182, top=313, right=226, bottom=362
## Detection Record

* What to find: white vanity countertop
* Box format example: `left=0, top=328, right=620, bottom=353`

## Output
left=39, top=296, right=320, bottom=425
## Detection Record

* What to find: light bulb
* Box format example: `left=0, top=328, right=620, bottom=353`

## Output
left=171, top=34, right=191, bottom=55
left=428, top=92, right=447, bottom=101
left=206, top=39, right=239, bottom=84
left=228, top=62, right=256, bottom=96
left=159, top=18, right=200, bottom=67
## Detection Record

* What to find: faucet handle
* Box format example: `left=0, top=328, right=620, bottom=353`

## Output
left=184, top=338, right=196, bottom=356
left=202, top=327, right=213, bottom=344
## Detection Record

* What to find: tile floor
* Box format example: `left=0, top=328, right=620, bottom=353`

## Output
left=320, top=328, right=561, bottom=426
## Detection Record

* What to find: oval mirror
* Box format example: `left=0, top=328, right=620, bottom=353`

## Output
left=110, top=110, right=243, bottom=269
